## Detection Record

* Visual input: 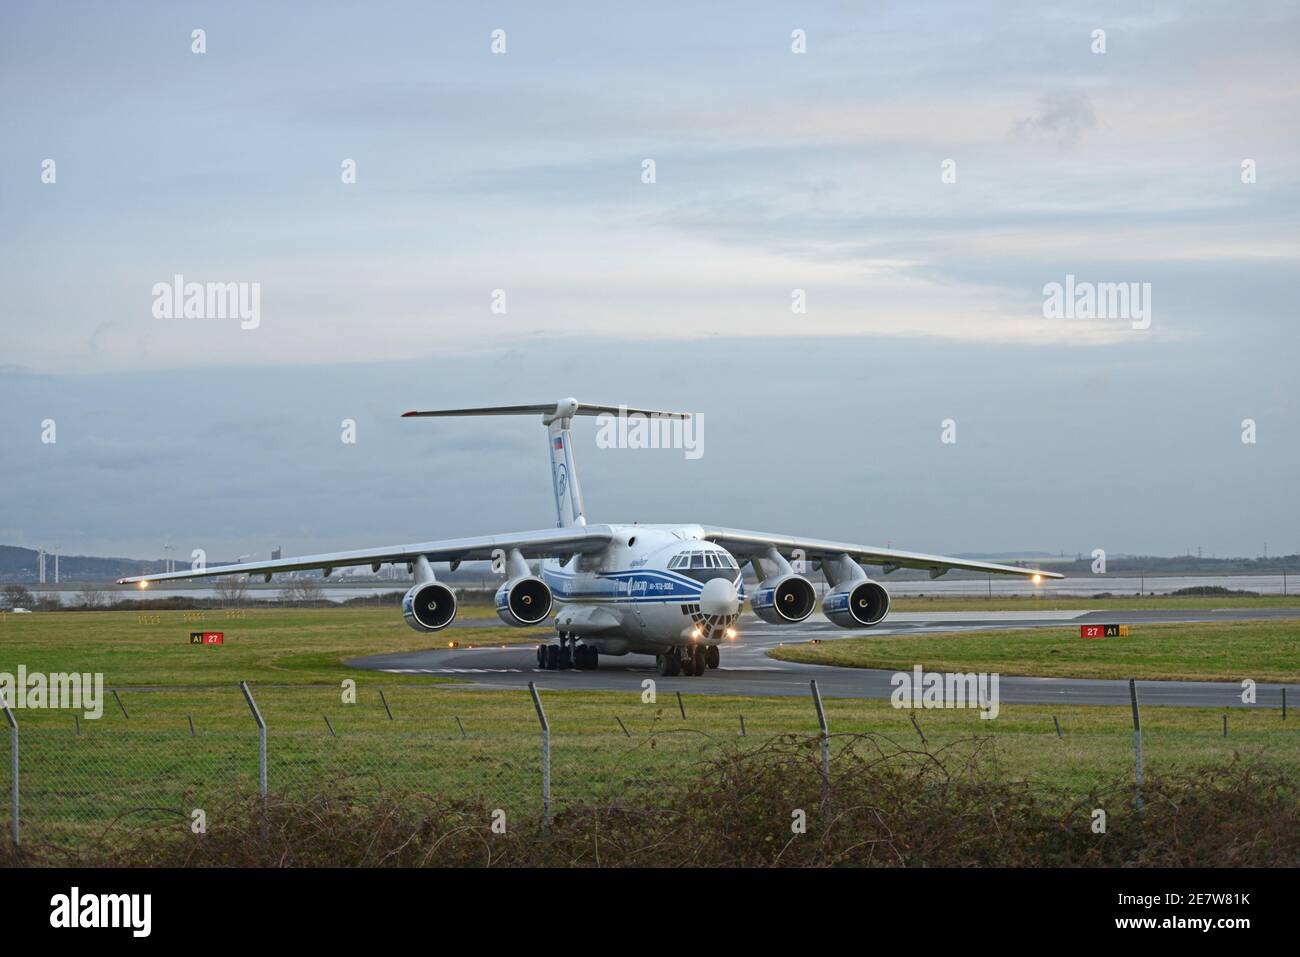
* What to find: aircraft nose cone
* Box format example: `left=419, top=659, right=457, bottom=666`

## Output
left=699, top=577, right=740, bottom=616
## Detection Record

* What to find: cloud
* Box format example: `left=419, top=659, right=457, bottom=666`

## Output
left=1012, top=91, right=1100, bottom=148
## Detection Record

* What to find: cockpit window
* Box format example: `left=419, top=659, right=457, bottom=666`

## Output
left=670, top=549, right=738, bottom=569
left=670, top=549, right=737, bottom=571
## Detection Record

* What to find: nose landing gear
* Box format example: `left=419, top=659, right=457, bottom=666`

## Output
left=656, top=645, right=713, bottom=676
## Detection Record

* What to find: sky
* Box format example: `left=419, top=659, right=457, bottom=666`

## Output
left=1, top=0, right=1297, bottom=562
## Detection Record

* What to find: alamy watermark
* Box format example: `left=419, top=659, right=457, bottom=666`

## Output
left=50, top=887, right=151, bottom=937
left=0, top=667, right=104, bottom=719
left=890, top=666, right=1000, bottom=719
left=152, top=274, right=260, bottom=330
left=595, top=406, right=704, bottom=460
left=1043, top=274, right=1151, bottom=330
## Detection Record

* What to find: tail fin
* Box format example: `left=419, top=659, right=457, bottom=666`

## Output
left=402, top=399, right=690, bottom=528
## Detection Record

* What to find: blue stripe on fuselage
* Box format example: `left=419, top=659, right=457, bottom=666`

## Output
left=542, top=566, right=743, bottom=603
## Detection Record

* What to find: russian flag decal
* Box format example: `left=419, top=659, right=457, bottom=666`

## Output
left=553, top=436, right=564, bottom=450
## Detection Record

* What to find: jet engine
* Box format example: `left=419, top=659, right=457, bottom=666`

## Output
left=750, top=574, right=817, bottom=624
left=402, top=581, right=458, bottom=632
left=823, top=578, right=890, bottom=627
left=495, top=576, right=554, bottom=627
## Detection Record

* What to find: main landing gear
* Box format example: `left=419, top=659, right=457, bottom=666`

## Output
left=656, top=644, right=719, bottom=677
left=537, top=632, right=598, bottom=671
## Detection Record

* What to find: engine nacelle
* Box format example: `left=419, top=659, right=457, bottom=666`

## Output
left=402, top=581, right=458, bottom=632
left=750, top=574, right=817, bottom=624
left=823, top=579, right=890, bottom=627
left=495, top=576, right=553, bottom=627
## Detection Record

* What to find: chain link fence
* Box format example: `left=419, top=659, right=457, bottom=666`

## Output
left=0, top=681, right=782, bottom=851
left=1, top=679, right=1293, bottom=856
left=19, top=728, right=258, bottom=847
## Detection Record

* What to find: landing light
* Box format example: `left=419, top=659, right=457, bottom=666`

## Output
left=725, top=628, right=737, bottom=640
left=138, top=581, right=149, bottom=590
left=1032, top=574, right=1042, bottom=585
left=691, top=628, right=701, bottom=640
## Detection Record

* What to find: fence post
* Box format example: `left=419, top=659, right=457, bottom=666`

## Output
left=528, top=682, right=550, bottom=833
left=909, top=713, right=927, bottom=745
left=239, top=681, right=267, bottom=813
left=810, top=680, right=829, bottom=803
left=1129, top=678, right=1143, bottom=810
left=1, top=691, right=16, bottom=846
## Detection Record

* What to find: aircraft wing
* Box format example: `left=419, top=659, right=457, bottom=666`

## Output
left=699, top=526, right=1064, bottom=580
left=116, top=525, right=616, bottom=585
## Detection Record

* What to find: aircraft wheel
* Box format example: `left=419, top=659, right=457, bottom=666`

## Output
left=544, top=644, right=559, bottom=670
left=692, top=646, right=707, bottom=676
left=705, top=645, right=720, bottom=669
left=579, top=646, right=597, bottom=670
left=536, top=645, right=547, bottom=668
left=559, top=645, right=573, bottom=670
left=656, top=653, right=672, bottom=676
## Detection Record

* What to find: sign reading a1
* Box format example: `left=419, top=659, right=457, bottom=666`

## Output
left=189, top=631, right=225, bottom=645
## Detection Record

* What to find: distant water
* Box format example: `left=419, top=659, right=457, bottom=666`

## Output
left=22, top=573, right=1295, bottom=606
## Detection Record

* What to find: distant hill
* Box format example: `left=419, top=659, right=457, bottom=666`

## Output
left=0, top=545, right=178, bottom=583
left=953, top=552, right=1058, bottom=561
left=1031, top=554, right=1300, bottom=576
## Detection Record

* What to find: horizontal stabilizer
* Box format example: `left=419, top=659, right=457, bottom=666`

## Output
left=402, top=398, right=690, bottom=420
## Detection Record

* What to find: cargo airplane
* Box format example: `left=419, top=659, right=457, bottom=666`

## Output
left=119, top=399, right=1062, bottom=676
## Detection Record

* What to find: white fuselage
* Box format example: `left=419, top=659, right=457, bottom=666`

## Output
left=540, top=524, right=744, bottom=656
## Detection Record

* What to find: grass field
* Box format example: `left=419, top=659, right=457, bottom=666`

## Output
left=887, top=594, right=1300, bottom=611
left=1, top=606, right=1295, bottom=851
left=0, top=606, right=538, bottom=688
left=768, top=618, right=1300, bottom=682
left=6, top=595, right=1298, bottom=689
left=7, top=679, right=1298, bottom=849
